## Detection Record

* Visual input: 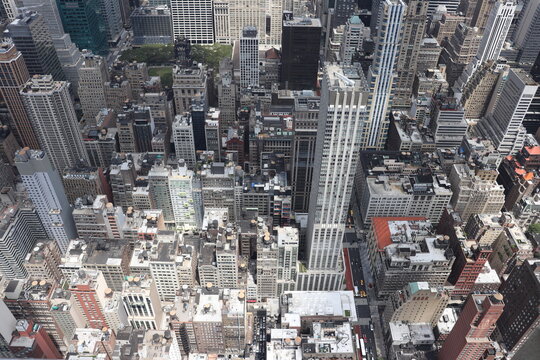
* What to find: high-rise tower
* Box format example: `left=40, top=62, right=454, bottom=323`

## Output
left=5, top=11, right=65, bottom=81
left=393, top=0, right=428, bottom=109
left=0, top=41, right=39, bottom=149
left=170, top=0, right=214, bottom=44
left=439, top=293, right=505, bottom=360
left=15, top=149, right=78, bottom=252
left=20, top=75, right=88, bottom=172
left=362, top=0, right=405, bottom=149
left=239, top=26, right=259, bottom=89
left=296, top=64, right=368, bottom=291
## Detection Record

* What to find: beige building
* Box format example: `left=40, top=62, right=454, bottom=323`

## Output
left=172, top=63, right=207, bottom=114
left=78, top=52, right=109, bottom=125
left=24, top=240, right=63, bottom=282
left=384, top=282, right=449, bottom=328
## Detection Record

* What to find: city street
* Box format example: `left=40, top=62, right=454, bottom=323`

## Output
left=344, top=232, right=384, bottom=360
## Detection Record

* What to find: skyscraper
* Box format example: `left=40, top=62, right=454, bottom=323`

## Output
left=97, top=0, right=123, bottom=44
left=439, top=293, right=505, bottom=360
left=0, top=204, right=48, bottom=279
left=477, top=68, right=538, bottom=155
left=497, top=259, right=540, bottom=358
left=239, top=26, right=259, bottom=89
left=512, top=0, right=540, bottom=69
left=20, top=75, right=88, bottom=171
left=56, top=0, right=108, bottom=55
left=296, top=64, right=368, bottom=291
left=362, top=0, right=405, bottom=150
left=393, top=0, right=428, bottom=109
left=475, top=0, right=515, bottom=64
left=0, top=41, right=39, bottom=149
left=280, top=16, right=322, bottom=90
left=170, top=0, right=214, bottom=44
left=5, top=11, right=65, bottom=81
left=15, top=149, right=78, bottom=252
left=334, top=0, right=358, bottom=27
left=20, top=0, right=83, bottom=95
left=340, top=15, right=365, bottom=65
left=77, top=52, right=109, bottom=125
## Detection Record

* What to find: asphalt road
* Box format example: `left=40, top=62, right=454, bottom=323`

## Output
left=346, top=233, right=377, bottom=359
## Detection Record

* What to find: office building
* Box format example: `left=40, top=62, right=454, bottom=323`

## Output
left=426, top=0, right=460, bottom=17
left=477, top=69, right=538, bottom=155
left=200, top=164, right=237, bottom=222
left=147, top=161, right=174, bottom=224
left=78, top=52, right=108, bottom=124
left=68, top=269, right=110, bottom=330
left=440, top=23, right=482, bottom=86
left=384, top=282, right=449, bottom=328
left=439, top=293, right=505, bottom=360
left=56, top=0, right=108, bottom=55
left=0, top=204, right=47, bottom=279
left=281, top=16, right=321, bottom=90
left=363, top=0, right=405, bottom=150
left=83, top=127, right=117, bottom=169
left=97, top=0, right=123, bottom=44
left=215, top=0, right=267, bottom=45
left=109, top=155, right=137, bottom=210
left=496, top=259, right=540, bottom=357
left=368, top=217, right=454, bottom=296
left=72, top=195, right=125, bottom=241
left=340, top=15, right=365, bottom=65
left=0, top=41, right=38, bottom=148
left=5, top=11, right=64, bottom=81
left=121, top=275, right=163, bottom=330
left=192, top=290, right=224, bottom=353
left=3, top=279, right=65, bottom=349
left=124, top=62, right=149, bottom=99
left=430, top=96, right=467, bottom=148
left=170, top=0, right=214, bottom=44
left=475, top=0, right=515, bottom=64
left=20, top=75, right=88, bottom=171
left=334, top=0, right=358, bottom=27
left=217, top=58, right=237, bottom=128
left=62, top=164, right=108, bottom=204
left=393, top=0, right=428, bottom=109
left=291, top=92, right=319, bottom=213
left=512, top=0, right=540, bottom=69
left=20, top=0, right=83, bottom=94
left=104, top=77, right=132, bottom=113
left=131, top=5, right=173, bottom=45
left=8, top=319, right=62, bottom=359
left=117, top=104, right=154, bottom=153
left=15, top=149, right=78, bottom=252
left=173, top=115, right=197, bottom=168
left=23, top=240, right=63, bottom=282
left=172, top=63, right=207, bottom=114
left=296, top=65, right=368, bottom=291
left=239, top=26, right=259, bottom=89
left=169, top=162, right=197, bottom=228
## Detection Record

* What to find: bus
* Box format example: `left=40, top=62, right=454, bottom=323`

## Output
left=360, top=338, right=367, bottom=360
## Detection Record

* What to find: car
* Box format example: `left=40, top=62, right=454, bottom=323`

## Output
left=360, top=279, right=364, bottom=286
left=360, top=290, right=367, bottom=297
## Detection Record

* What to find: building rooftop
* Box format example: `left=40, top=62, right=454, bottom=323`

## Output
left=282, top=291, right=357, bottom=322
left=372, top=218, right=431, bottom=250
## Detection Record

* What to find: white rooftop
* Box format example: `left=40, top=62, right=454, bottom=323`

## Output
left=283, top=291, right=357, bottom=322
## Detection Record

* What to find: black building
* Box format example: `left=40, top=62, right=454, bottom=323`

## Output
left=4, top=11, right=64, bottom=81
left=131, top=5, right=173, bottom=45
left=280, top=16, right=321, bottom=91
left=497, top=260, right=540, bottom=355
left=334, top=0, right=358, bottom=27
left=190, top=99, right=206, bottom=151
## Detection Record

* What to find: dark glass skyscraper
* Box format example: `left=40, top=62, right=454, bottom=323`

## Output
left=56, top=0, right=108, bottom=55
left=5, top=11, right=65, bottom=81
left=280, top=16, right=321, bottom=90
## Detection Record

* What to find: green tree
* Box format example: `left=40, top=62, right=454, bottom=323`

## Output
left=120, top=44, right=174, bottom=65
left=191, top=44, right=233, bottom=69
left=528, top=223, right=540, bottom=234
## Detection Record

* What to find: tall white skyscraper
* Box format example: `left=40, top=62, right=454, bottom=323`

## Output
left=240, top=26, right=259, bottom=88
left=476, top=0, right=515, bottom=64
left=363, top=0, right=405, bottom=150
left=170, top=0, right=214, bottom=44
left=20, top=75, right=88, bottom=172
left=15, top=149, right=78, bottom=252
left=296, top=64, right=368, bottom=291
left=172, top=114, right=197, bottom=168
left=477, top=68, right=538, bottom=155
